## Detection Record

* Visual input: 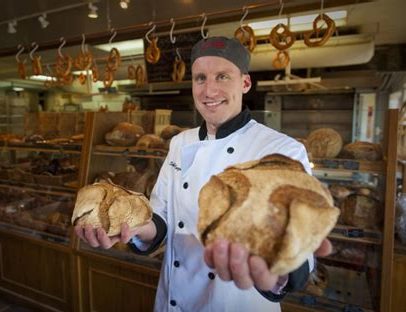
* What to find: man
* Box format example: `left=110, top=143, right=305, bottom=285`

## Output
left=76, top=36, right=331, bottom=311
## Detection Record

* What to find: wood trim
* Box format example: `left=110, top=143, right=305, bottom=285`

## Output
left=380, top=108, right=399, bottom=312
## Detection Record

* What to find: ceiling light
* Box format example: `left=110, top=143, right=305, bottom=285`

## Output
left=249, top=10, right=347, bottom=36
left=38, top=13, right=50, bottom=29
left=88, top=3, right=98, bottom=19
left=95, top=38, right=144, bottom=57
left=7, top=20, right=17, bottom=34
left=119, top=0, right=130, bottom=9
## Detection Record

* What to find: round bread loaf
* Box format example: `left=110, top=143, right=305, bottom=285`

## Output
left=105, top=122, right=145, bottom=146
left=160, top=125, right=184, bottom=140
left=71, top=182, right=152, bottom=236
left=136, top=134, right=164, bottom=149
left=198, top=154, right=340, bottom=275
left=341, top=194, right=382, bottom=229
left=339, top=141, right=383, bottom=161
left=307, top=128, right=343, bottom=158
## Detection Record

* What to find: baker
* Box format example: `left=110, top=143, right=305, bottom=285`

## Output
left=75, top=36, right=332, bottom=311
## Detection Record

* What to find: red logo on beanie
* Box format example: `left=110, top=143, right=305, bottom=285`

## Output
left=200, top=40, right=225, bottom=51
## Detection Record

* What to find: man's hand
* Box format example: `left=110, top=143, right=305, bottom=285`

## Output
left=74, top=221, right=156, bottom=249
left=203, top=238, right=332, bottom=291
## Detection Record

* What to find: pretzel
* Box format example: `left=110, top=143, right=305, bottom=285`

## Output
left=55, top=55, right=72, bottom=78
left=103, top=70, right=114, bottom=88
left=269, top=24, right=295, bottom=51
left=145, top=38, right=161, bottom=64
left=106, top=48, right=121, bottom=71
left=17, top=61, right=26, bottom=79
left=171, top=58, right=186, bottom=82
left=272, top=51, right=290, bottom=69
left=128, top=65, right=136, bottom=79
left=74, top=50, right=93, bottom=70
left=234, top=25, right=257, bottom=52
left=32, top=56, right=43, bottom=75
left=91, top=64, right=99, bottom=82
left=304, top=13, right=336, bottom=47
left=135, top=65, right=145, bottom=87
left=78, top=73, right=87, bottom=85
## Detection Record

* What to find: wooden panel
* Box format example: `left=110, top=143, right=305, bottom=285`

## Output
left=78, top=255, right=159, bottom=312
left=391, top=254, right=406, bottom=312
left=0, top=233, right=72, bottom=311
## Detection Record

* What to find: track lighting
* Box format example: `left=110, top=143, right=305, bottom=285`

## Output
left=119, top=0, right=130, bottom=9
left=7, top=20, right=17, bottom=34
left=38, top=13, right=50, bottom=29
left=88, top=3, right=98, bottom=19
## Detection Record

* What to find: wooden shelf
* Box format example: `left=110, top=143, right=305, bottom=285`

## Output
left=329, top=225, right=382, bottom=245
left=93, top=144, right=167, bottom=159
left=1, top=142, right=82, bottom=154
left=0, top=181, right=77, bottom=196
left=312, top=157, right=385, bottom=174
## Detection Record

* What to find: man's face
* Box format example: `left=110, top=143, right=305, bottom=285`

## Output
left=192, top=56, right=251, bottom=134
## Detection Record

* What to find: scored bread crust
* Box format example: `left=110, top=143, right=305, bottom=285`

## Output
left=72, top=182, right=152, bottom=236
left=198, top=154, right=340, bottom=275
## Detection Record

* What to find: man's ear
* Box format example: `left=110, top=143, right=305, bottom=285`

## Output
left=242, top=74, right=252, bottom=94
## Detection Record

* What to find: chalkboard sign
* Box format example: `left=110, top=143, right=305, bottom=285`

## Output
left=143, top=31, right=202, bottom=83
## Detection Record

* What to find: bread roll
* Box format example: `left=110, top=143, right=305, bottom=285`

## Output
left=339, top=141, right=383, bottom=161
left=136, top=134, right=164, bottom=149
left=198, top=154, right=340, bottom=275
left=71, top=182, right=152, bottom=236
left=307, top=128, right=343, bottom=158
left=105, top=122, right=145, bottom=146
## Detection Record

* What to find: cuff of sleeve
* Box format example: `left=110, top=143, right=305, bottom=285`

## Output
left=127, top=213, right=167, bottom=255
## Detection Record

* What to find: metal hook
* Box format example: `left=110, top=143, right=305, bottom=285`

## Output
left=175, top=48, right=182, bottom=61
left=201, top=13, right=208, bottom=39
left=239, top=7, right=249, bottom=27
left=16, top=44, right=25, bottom=63
left=58, top=37, right=66, bottom=58
left=320, top=0, right=324, bottom=13
left=81, top=34, right=87, bottom=53
left=278, top=0, right=284, bottom=16
left=169, top=18, right=176, bottom=44
left=109, top=28, right=117, bottom=44
left=145, top=22, right=156, bottom=43
left=29, top=42, right=39, bottom=60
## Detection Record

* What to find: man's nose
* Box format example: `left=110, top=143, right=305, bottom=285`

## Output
left=203, top=78, right=218, bottom=97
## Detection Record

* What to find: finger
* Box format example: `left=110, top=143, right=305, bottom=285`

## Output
left=249, top=255, right=278, bottom=291
left=212, top=239, right=232, bottom=281
left=74, top=225, right=86, bottom=242
left=229, top=243, right=253, bottom=289
left=315, top=239, right=333, bottom=257
left=203, top=244, right=215, bottom=269
left=83, top=225, right=100, bottom=248
left=96, top=228, right=118, bottom=249
left=120, top=223, right=131, bottom=243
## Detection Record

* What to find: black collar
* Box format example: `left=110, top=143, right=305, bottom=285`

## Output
left=198, top=107, right=252, bottom=140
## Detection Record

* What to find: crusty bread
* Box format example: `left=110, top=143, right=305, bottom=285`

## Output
left=71, top=182, right=152, bottom=236
left=307, top=128, right=343, bottom=158
left=341, top=194, right=381, bottom=229
left=136, top=134, right=164, bottom=149
left=339, top=141, right=383, bottom=161
left=160, top=125, right=184, bottom=140
left=105, top=122, right=145, bottom=146
left=198, top=154, right=340, bottom=275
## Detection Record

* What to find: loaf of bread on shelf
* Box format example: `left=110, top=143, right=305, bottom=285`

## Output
left=105, top=122, right=145, bottom=146
left=340, top=194, right=382, bottom=229
left=135, top=134, right=164, bottom=149
left=198, top=154, right=340, bottom=275
left=304, top=263, right=328, bottom=296
left=307, top=128, right=343, bottom=158
left=339, top=141, right=383, bottom=161
left=160, top=125, right=184, bottom=140
left=71, top=182, right=152, bottom=236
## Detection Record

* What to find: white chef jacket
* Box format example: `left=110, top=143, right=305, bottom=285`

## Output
left=136, top=119, right=312, bottom=312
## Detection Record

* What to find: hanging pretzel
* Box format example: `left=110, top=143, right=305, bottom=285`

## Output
left=106, top=48, right=121, bottom=71
left=171, top=57, right=186, bottom=82
left=30, top=43, right=42, bottom=76
left=128, top=65, right=136, bottom=79
left=55, top=55, right=73, bottom=78
left=91, top=63, right=99, bottom=82
left=269, top=24, right=295, bottom=51
left=16, top=45, right=26, bottom=79
left=103, top=70, right=114, bottom=88
left=135, top=65, right=146, bottom=87
left=303, top=13, right=336, bottom=47
left=146, top=37, right=161, bottom=64
left=272, top=50, right=290, bottom=69
left=75, top=34, right=93, bottom=70
left=234, top=26, right=256, bottom=53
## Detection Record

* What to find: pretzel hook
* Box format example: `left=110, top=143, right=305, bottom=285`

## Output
left=16, top=44, right=25, bottom=63
left=145, top=22, right=156, bottom=43
left=109, top=28, right=117, bottom=44
left=239, top=7, right=249, bottom=36
left=29, top=42, right=39, bottom=60
left=201, top=13, right=209, bottom=39
left=169, top=18, right=176, bottom=44
left=58, top=37, right=66, bottom=58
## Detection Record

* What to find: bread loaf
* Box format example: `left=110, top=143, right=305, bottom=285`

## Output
left=198, top=154, right=340, bottom=275
left=71, top=182, right=152, bottom=236
left=105, top=122, right=145, bottom=146
left=341, top=194, right=381, bottom=229
left=307, top=128, right=343, bottom=158
left=339, top=141, right=383, bottom=161
left=160, top=125, right=184, bottom=140
left=136, top=134, right=164, bottom=149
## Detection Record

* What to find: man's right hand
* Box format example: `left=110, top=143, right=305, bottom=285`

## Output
left=74, top=221, right=157, bottom=249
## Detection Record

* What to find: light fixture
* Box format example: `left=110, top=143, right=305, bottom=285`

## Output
left=7, top=20, right=17, bottom=34
left=119, top=0, right=130, bottom=9
left=38, top=13, right=50, bottom=29
left=88, top=3, right=98, bottom=19
left=95, top=38, right=144, bottom=57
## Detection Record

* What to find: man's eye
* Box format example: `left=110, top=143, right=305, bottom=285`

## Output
left=217, top=73, right=229, bottom=81
left=194, top=74, right=206, bottom=83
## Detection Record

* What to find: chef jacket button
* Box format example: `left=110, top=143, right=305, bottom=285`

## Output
left=174, top=260, right=180, bottom=267
left=178, top=221, right=184, bottom=228
left=208, top=272, right=215, bottom=280
left=227, top=147, right=234, bottom=154
left=170, top=300, right=177, bottom=306
left=183, top=182, right=189, bottom=189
